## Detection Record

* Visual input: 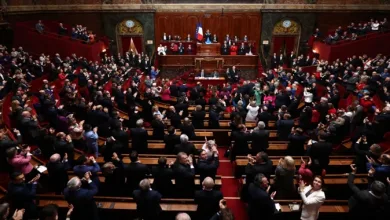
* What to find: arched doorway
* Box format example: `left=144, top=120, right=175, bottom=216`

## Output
left=116, top=19, right=144, bottom=55
left=271, top=19, right=301, bottom=56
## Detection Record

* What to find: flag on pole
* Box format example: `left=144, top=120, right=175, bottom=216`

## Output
left=195, top=23, right=203, bottom=41
left=128, top=37, right=139, bottom=54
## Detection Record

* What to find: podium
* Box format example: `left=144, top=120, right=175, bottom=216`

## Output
left=196, top=43, right=220, bottom=56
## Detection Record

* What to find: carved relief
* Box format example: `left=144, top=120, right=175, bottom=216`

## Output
left=117, top=19, right=143, bottom=35
left=272, top=19, right=300, bottom=35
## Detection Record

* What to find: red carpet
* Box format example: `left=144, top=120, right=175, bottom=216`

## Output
left=217, top=147, right=248, bottom=220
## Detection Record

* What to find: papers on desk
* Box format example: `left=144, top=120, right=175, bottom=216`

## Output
left=195, top=77, right=224, bottom=80
left=275, top=203, right=282, bottom=212
left=36, top=165, right=47, bottom=173
left=288, top=204, right=300, bottom=212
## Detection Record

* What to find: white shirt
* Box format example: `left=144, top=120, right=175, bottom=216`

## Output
left=300, top=185, right=325, bottom=220
left=372, top=23, right=380, bottom=30
left=304, top=91, right=313, bottom=103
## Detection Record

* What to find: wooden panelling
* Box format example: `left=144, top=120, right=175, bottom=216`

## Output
left=159, top=55, right=258, bottom=69
left=155, top=12, right=261, bottom=49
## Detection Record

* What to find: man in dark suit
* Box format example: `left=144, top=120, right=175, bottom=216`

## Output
left=197, top=149, right=219, bottom=183
left=125, top=151, right=150, bottom=193
left=101, top=153, right=125, bottom=196
left=130, top=119, right=148, bottom=153
left=178, top=43, right=185, bottom=55
left=247, top=173, right=276, bottom=220
left=229, top=66, right=239, bottom=83
left=164, top=126, right=180, bottom=154
left=0, top=129, right=22, bottom=172
left=276, top=113, right=294, bottom=141
left=194, top=177, right=224, bottom=220
left=270, top=53, right=279, bottom=69
left=152, top=157, right=174, bottom=197
left=166, top=106, right=183, bottom=129
left=348, top=164, right=389, bottom=220
left=46, top=153, right=70, bottom=194
left=238, top=43, right=247, bottom=55
left=111, top=122, right=129, bottom=155
left=54, top=132, right=75, bottom=166
left=73, top=155, right=101, bottom=186
left=64, top=175, right=99, bottom=220
left=204, top=29, right=212, bottom=42
left=191, top=105, right=206, bottom=129
left=133, top=179, right=162, bottom=220
left=175, top=97, right=189, bottom=118
left=174, top=134, right=198, bottom=155
left=231, top=124, right=250, bottom=161
left=306, top=131, right=333, bottom=171
left=245, top=152, right=273, bottom=184
left=169, top=80, right=179, bottom=97
left=7, top=172, right=40, bottom=219
left=172, top=152, right=195, bottom=198
left=250, top=121, right=270, bottom=154
left=221, top=42, right=230, bottom=55
left=151, top=114, right=166, bottom=140
left=209, top=105, right=221, bottom=129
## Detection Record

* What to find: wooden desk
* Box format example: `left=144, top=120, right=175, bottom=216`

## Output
left=194, top=77, right=225, bottom=87
left=196, top=43, right=220, bottom=55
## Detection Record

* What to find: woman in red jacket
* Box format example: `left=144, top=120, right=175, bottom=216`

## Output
left=161, top=85, right=171, bottom=102
left=360, top=93, right=375, bottom=113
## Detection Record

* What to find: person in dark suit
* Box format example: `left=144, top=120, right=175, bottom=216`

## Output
left=172, top=152, right=195, bottom=198
left=125, top=151, right=150, bottom=194
left=209, top=105, right=221, bottom=129
left=250, top=121, right=270, bottom=154
left=194, top=177, right=224, bottom=220
left=7, top=172, right=40, bottom=219
left=287, top=127, right=307, bottom=156
left=133, top=179, right=162, bottom=220
left=174, top=134, right=198, bottom=155
left=191, top=105, right=206, bottom=129
left=306, top=131, right=333, bottom=171
left=348, top=164, right=389, bottom=220
left=231, top=124, right=250, bottom=161
left=46, top=153, right=70, bottom=195
left=64, top=175, right=99, bottom=220
left=212, top=34, right=218, bottom=43
left=111, top=122, right=129, bottom=154
left=58, top=23, right=68, bottom=35
left=0, top=129, right=22, bottom=172
left=221, top=42, right=230, bottom=55
left=204, top=29, right=212, bottom=42
left=164, top=126, right=181, bottom=154
left=197, top=149, right=219, bottom=183
left=167, top=106, right=182, bottom=129
left=175, top=97, right=189, bottom=118
left=276, top=113, right=295, bottom=141
left=73, top=155, right=101, bottom=187
left=247, top=173, right=276, bottom=220
left=152, top=157, right=174, bottom=197
left=270, top=53, right=279, bottom=69
left=169, top=81, right=179, bottom=97
left=257, top=106, right=272, bottom=129
left=54, top=132, right=75, bottom=166
left=180, top=118, right=196, bottom=140
left=130, top=119, right=149, bottom=153
left=238, top=43, right=247, bottom=55
left=151, top=114, right=166, bottom=140
left=245, top=152, right=273, bottom=183
left=101, top=153, right=125, bottom=196
left=229, top=66, right=240, bottom=83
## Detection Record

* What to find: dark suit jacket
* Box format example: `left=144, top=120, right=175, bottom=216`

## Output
left=348, top=173, right=389, bottom=219
left=197, top=156, right=219, bottom=183
left=231, top=131, right=250, bottom=160
left=151, top=119, right=166, bottom=140
left=133, top=189, right=162, bottom=220
left=64, top=182, right=99, bottom=220
left=194, top=189, right=224, bottom=220
left=287, top=134, right=307, bottom=156
left=245, top=160, right=273, bottom=184
left=130, top=128, right=148, bottom=153
left=152, top=166, right=174, bottom=197
left=46, top=160, right=70, bottom=194
left=250, top=130, right=270, bottom=154
left=125, top=162, right=150, bottom=192
left=307, top=141, right=333, bottom=170
left=247, top=183, right=275, bottom=220
left=191, top=110, right=206, bottom=129
left=102, top=159, right=125, bottom=196
left=180, top=124, right=196, bottom=139
left=111, top=129, right=129, bottom=153
left=172, top=163, right=195, bottom=197
left=164, top=134, right=180, bottom=154
left=174, top=142, right=198, bottom=155
left=7, top=182, right=38, bottom=219
left=276, top=119, right=294, bottom=141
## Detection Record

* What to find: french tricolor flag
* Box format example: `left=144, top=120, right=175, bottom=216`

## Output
left=195, top=23, right=203, bottom=41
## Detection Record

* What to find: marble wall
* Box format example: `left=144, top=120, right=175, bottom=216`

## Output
left=261, top=12, right=316, bottom=57
left=101, top=12, right=155, bottom=55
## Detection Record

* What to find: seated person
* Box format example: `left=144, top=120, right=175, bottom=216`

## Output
left=58, top=23, right=68, bottom=36
left=199, top=69, right=206, bottom=78
left=212, top=70, right=219, bottom=78
left=187, top=45, right=193, bottom=54
left=170, top=43, right=178, bottom=54
left=212, top=34, right=218, bottom=43
left=230, top=42, right=238, bottom=55
left=36, top=20, right=44, bottom=33
left=157, top=44, right=166, bottom=55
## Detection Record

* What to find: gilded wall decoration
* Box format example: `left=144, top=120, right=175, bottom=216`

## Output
left=272, top=19, right=300, bottom=35
left=117, top=19, right=143, bottom=35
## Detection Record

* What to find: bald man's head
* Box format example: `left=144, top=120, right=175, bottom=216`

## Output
left=202, top=177, right=215, bottom=190
left=176, top=212, right=191, bottom=220
left=50, top=153, right=61, bottom=163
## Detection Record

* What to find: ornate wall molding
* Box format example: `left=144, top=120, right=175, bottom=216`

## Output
left=5, top=4, right=390, bottom=14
